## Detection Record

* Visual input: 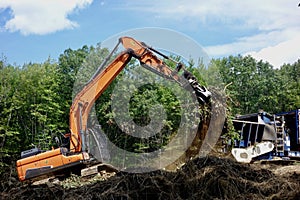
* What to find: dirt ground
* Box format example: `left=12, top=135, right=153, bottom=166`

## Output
left=1, top=156, right=300, bottom=200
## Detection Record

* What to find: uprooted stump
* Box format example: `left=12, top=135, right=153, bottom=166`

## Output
left=2, top=156, right=300, bottom=199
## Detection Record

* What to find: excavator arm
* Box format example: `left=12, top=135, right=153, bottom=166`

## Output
left=69, top=36, right=210, bottom=153
left=16, top=37, right=211, bottom=181
left=69, top=48, right=133, bottom=153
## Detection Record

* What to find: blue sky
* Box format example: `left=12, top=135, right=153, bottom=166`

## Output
left=0, top=0, right=299, bottom=68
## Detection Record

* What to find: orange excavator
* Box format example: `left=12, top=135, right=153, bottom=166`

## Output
left=16, top=37, right=211, bottom=182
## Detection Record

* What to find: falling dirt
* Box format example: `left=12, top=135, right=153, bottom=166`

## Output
left=1, top=156, right=300, bottom=200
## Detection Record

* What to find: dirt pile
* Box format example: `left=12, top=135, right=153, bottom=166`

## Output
left=1, top=156, right=300, bottom=200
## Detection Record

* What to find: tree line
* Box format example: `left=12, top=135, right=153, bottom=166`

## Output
left=0, top=44, right=299, bottom=170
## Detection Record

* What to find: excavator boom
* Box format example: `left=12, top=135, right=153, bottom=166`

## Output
left=16, top=36, right=211, bottom=182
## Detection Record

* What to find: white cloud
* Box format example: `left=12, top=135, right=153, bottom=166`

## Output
left=246, top=35, right=300, bottom=68
left=121, top=0, right=299, bottom=31
left=205, top=28, right=300, bottom=56
left=0, top=0, right=92, bottom=35
left=120, top=0, right=300, bottom=66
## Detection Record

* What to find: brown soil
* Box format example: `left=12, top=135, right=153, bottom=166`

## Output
left=1, top=156, right=300, bottom=200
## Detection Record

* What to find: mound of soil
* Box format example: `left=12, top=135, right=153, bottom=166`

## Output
left=1, top=156, right=300, bottom=200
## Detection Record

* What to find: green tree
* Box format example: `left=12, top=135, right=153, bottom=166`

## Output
left=278, top=59, right=300, bottom=111
left=0, top=65, right=22, bottom=155
left=56, top=45, right=93, bottom=131
left=213, top=55, right=280, bottom=115
left=0, top=58, right=65, bottom=156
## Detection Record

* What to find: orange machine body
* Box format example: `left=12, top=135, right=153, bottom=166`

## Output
left=16, top=148, right=89, bottom=181
left=16, top=36, right=210, bottom=181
